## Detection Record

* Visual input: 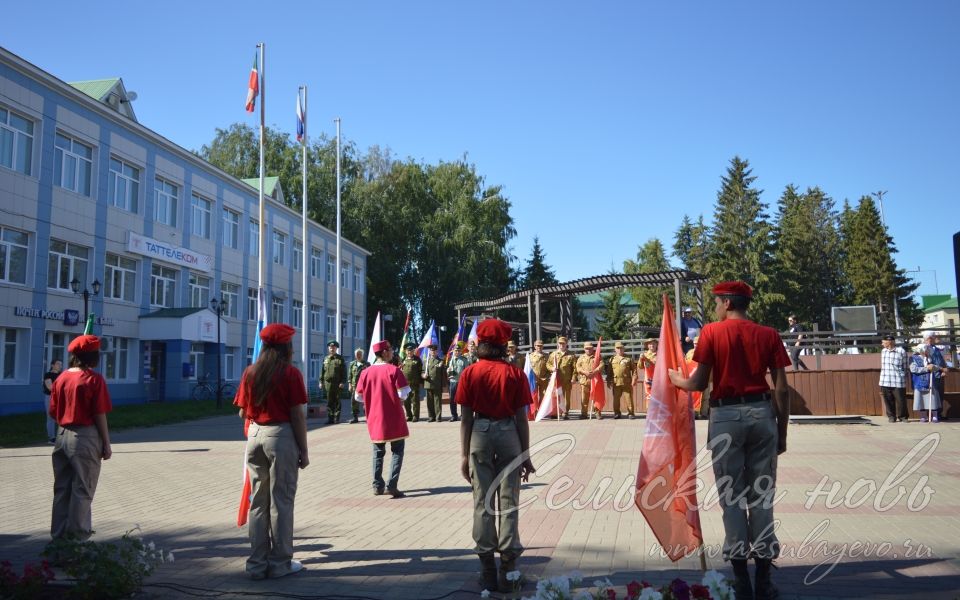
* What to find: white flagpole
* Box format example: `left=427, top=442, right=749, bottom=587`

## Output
left=300, top=86, right=308, bottom=389
left=335, top=117, right=342, bottom=348
left=257, top=42, right=265, bottom=293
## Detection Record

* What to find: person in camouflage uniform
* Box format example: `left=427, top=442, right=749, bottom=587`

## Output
left=465, top=339, right=479, bottom=366
left=505, top=340, right=520, bottom=367
left=528, top=339, right=549, bottom=406
left=608, top=341, right=637, bottom=419
left=401, top=343, right=423, bottom=422
left=575, top=341, right=603, bottom=419
left=423, top=344, right=446, bottom=422
left=547, top=336, right=577, bottom=419
left=446, top=342, right=467, bottom=422
left=348, top=348, right=370, bottom=424
left=321, top=340, right=347, bottom=424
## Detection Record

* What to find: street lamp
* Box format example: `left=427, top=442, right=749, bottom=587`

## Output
left=70, top=277, right=101, bottom=323
left=210, top=297, right=227, bottom=408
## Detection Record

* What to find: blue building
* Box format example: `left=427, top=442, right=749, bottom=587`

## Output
left=0, top=46, right=368, bottom=415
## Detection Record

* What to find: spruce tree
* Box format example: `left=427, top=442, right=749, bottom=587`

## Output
left=594, top=288, right=633, bottom=341
left=624, top=238, right=674, bottom=327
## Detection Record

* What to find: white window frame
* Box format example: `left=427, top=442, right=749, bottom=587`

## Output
left=47, top=239, right=89, bottom=292
left=354, top=267, right=363, bottom=292
left=326, top=256, right=335, bottom=283
left=189, top=342, right=205, bottom=381
left=247, top=287, right=258, bottom=321
left=191, top=194, right=212, bottom=239
left=354, top=316, right=362, bottom=340
left=271, top=296, right=285, bottom=324
left=150, top=264, right=177, bottom=308
left=309, top=353, right=321, bottom=380
left=0, top=327, right=25, bottom=381
left=341, top=261, right=350, bottom=289
left=272, top=230, right=286, bottom=266
left=225, top=347, right=238, bottom=380
left=246, top=347, right=253, bottom=366
left=0, top=226, right=29, bottom=285
left=222, top=207, right=240, bottom=250
left=54, top=132, right=92, bottom=196
left=310, top=247, right=322, bottom=278
left=44, top=331, right=70, bottom=369
left=108, top=157, right=139, bottom=212
left=249, top=219, right=259, bottom=256
left=310, top=304, right=321, bottom=332
left=154, top=178, right=179, bottom=227
left=104, top=253, right=137, bottom=303
left=326, top=309, right=335, bottom=334
left=0, top=106, right=34, bottom=176
left=189, top=273, right=211, bottom=308
left=292, top=299, right=303, bottom=328
left=293, top=239, right=302, bottom=272
left=101, top=336, right=131, bottom=381
left=221, top=282, right=240, bottom=318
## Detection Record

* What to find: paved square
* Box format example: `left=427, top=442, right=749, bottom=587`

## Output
left=2, top=411, right=958, bottom=599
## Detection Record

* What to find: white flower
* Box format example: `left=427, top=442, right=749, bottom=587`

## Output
left=480, top=590, right=491, bottom=599
left=166, top=552, right=175, bottom=563
left=147, top=541, right=156, bottom=551
left=568, top=570, right=584, bottom=584
left=507, top=570, right=522, bottom=582
left=638, top=589, right=663, bottom=600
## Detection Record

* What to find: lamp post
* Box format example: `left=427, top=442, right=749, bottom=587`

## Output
left=872, top=190, right=902, bottom=332
left=439, top=325, right=447, bottom=359
left=70, top=277, right=101, bottom=324
left=210, top=297, right=227, bottom=408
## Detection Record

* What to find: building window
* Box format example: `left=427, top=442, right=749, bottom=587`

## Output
left=272, top=230, right=286, bottom=266
left=1, top=328, right=24, bottom=380
left=310, top=247, right=322, bottom=278
left=247, top=287, right=258, bottom=321
left=326, top=256, right=335, bottom=283
left=104, top=253, right=137, bottom=302
left=354, top=267, right=363, bottom=293
left=221, top=282, right=239, bottom=318
left=309, top=353, right=321, bottom=380
left=246, top=347, right=253, bottom=366
left=154, top=178, right=179, bottom=226
left=310, top=304, right=321, bottom=331
left=326, top=310, right=335, bottom=334
left=189, top=273, right=210, bottom=308
left=0, top=226, right=28, bottom=284
left=293, top=240, right=302, bottom=272
left=0, top=106, right=34, bottom=175
left=189, top=342, right=205, bottom=381
left=47, top=239, right=89, bottom=291
left=225, top=347, right=238, bottom=380
left=44, top=331, right=70, bottom=368
left=222, top=207, right=240, bottom=250
left=271, top=297, right=285, bottom=324
left=342, top=316, right=350, bottom=338
left=292, top=300, right=303, bottom=328
left=54, top=133, right=92, bottom=196
left=249, top=219, right=259, bottom=256
left=150, top=264, right=177, bottom=307
left=341, top=261, right=350, bottom=289
left=354, top=317, right=362, bottom=340
left=101, top=336, right=130, bottom=381
left=108, top=157, right=139, bottom=212
left=191, top=194, right=212, bottom=239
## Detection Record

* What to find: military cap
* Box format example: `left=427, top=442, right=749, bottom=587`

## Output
left=557, top=336, right=568, bottom=344
left=456, top=340, right=466, bottom=348
left=614, top=341, right=624, bottom=349
left=68, top=334, right=100, bottom=353
left=643, top=337, right=658, bottom=344
left=477, top=319, right=512, bottom=345
left=583, top=341, right=594, bottom=350
left=534, top=339, right=544, bottom=346
left=372, top=340, right=391, bottom=353
left=712, top=280, right=753, bottom=299
left=327, top=339, right=340, bottom=348
left=404, top=342, right=417, bottom=350
left=262, top=324, right=296, bottom=345
left=882, top=334, right=895, bottom=341
left=683, top=307, right=693, bottom=313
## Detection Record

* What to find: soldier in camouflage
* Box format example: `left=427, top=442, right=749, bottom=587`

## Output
left=348, top=348, right=370, bottom=424
left=423, top=344, right=446, bottom=422
left=321, top=340, right=347, bottom=424
left=401, top=343, right=424, bottom=422
left=547, top=336, right=577, bottom=419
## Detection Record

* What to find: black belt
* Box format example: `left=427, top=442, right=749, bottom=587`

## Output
left=709, top=393, right=770, bottom=408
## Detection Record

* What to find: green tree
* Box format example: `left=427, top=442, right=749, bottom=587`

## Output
left=594, top=288, right=633, bottom=340
left=624, top=238, right=674, bottom=327
left=707, top=156, right=782, bottom=324
left=673, top=213, right=711, bottom=315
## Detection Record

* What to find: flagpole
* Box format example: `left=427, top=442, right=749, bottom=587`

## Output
left=257, top=42, right=265, bottom=292
left=335, top=117, right=342, bottom=348
left=300, top=85, right=308, bottom=389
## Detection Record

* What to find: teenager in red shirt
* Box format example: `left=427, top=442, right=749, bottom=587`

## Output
left=669, top=281, right=791, bottom=600
left=49, top=335, right=112, bottom=541
left=234, top=323, right=309, bottom=580
left=457, top=319, right=535, bottom=593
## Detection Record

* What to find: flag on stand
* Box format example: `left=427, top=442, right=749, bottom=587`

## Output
left=237, top=288, right=268, bottom=527
left=590, top=337, right=606, bottom=413
left=366, top=311, right=382, bottom=363
left=634, top=295, right=702, bottom=560
left=535, top=357, right=562, bottom=421
left=445, top=315, right=466, bottom=362
left=522, top=353, right=539, bottom=418
left=244, top=54, right=259, bottom=113
left=467, top=318, right=479, bottom=345
left=296, top=89, right=306, bottom=143
left=417, top=320, right=438, bottom=362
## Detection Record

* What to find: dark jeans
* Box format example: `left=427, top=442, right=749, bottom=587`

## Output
left=448, top=381, right=459, bottom=419
left=790, top=347, right=808, bottom=371
left=880, top=386, right=908, bottom=421
left=372, top=439, right=405, bottom=491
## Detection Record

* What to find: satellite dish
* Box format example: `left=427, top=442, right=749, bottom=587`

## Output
left=125, top=91, right=138, bottom=102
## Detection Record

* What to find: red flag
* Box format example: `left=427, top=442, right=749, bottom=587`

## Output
left=634, top=295, right=702, bottom=561
left=590, top=337, right=606, bottom=413
left=237, top=417, right=252, bottom=526
left=244, top=54, right=259, bottom=113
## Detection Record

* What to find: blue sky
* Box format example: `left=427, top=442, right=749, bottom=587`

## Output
left=5, top=1, right=958, bottom=303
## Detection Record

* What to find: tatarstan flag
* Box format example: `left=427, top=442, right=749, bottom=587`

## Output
left=245, top=54, right=259, bottom=113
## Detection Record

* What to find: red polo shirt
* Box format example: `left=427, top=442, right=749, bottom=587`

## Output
left=234, top=364, right=307, bottom=424
left=49, top=368, right=112, bottom=426
left=456, top=359, right=531, bottom=419
left=693, top=318, right=791, bottom=400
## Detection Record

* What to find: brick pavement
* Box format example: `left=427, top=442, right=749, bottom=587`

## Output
left=2, top=409, right=958, bottom=599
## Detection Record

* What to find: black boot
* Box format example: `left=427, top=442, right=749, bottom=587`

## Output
left=754, top=558, right=780, bottom=600
left=498, top=551, right=523, bottom=593
left=478, top=553, right=498, bottom=592
left=731, top=559, right=754, bottom=600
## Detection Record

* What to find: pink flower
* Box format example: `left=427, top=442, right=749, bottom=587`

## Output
left=606, top=588, right=617, bottom=600
left=627, top=580, right=643, bottom=598
left=690, top=583, right=712, bottom=599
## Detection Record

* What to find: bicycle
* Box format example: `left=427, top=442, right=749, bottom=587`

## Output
left=191, top=373, right=238, bottom=403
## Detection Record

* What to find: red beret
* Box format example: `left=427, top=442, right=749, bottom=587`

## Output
left=260, top=323, right=295, bottom=345
left=372, top=340, right=391, bottom=353
left=476, top=319, right=512, bottom=345
left=712, top=280, right=753, bottom=299
left=68, top=334, right=100, bottom=353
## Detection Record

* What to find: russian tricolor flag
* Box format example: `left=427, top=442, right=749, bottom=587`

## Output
left=296, top=89, right=305, bottom=143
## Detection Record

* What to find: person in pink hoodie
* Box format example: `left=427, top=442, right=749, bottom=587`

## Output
left=355, top=340, right=411, bottom=498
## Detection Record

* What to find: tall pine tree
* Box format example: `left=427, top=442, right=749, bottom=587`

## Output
left=624, top=238, right=674, bottom=326
left=594, top=288, right=633, bottom=340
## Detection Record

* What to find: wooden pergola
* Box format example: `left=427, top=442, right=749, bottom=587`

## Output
left=454, top=270, right=708, bottom=343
